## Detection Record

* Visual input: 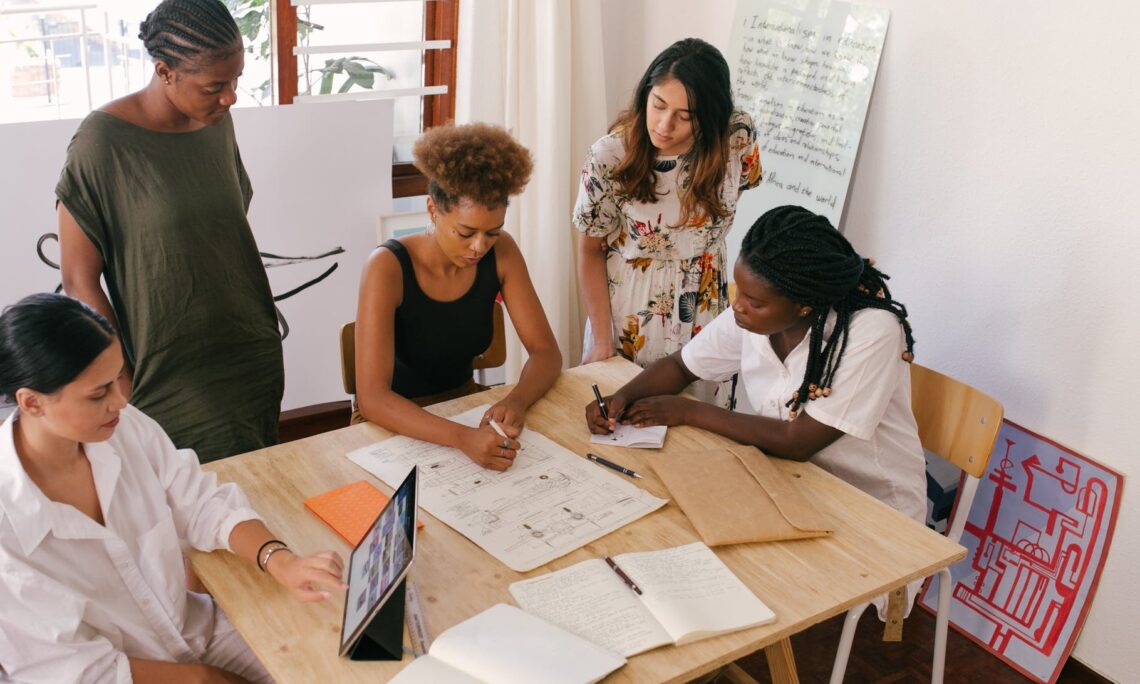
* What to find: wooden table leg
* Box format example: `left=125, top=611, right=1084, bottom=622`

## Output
left=764, top=638, right=800, bottom=684
left=721, top=662, right=761, bottom=684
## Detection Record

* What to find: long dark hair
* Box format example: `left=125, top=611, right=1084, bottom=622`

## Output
left=0, top=293, right=116, bottom=402
left=610, top=38, right=734, bottom=227
left=138, top=0, right=242, bottom=71
left=740, top=206, right=916, bottom=418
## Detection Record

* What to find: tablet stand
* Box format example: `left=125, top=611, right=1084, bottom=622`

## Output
left=346, top=579, right=406, bottom=661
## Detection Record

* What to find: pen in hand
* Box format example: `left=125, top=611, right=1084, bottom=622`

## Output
left=591, top=383, right=611, bottom=422
left=488, top=418, right=519, bottom=451
left=587, top=452, right=642, bottom=479
left=605, top=556, right=642, bottom=595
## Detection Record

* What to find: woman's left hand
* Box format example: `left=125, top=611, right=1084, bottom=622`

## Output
left=622, top=395, right=696, bottom=428
left=481, top=400, right=525, bottom=436
left=266, top=550, right=346, bottom=603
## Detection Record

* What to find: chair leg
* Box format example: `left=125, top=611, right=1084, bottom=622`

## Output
left=932, top=568, right=953, bottom=684
left=829, top=602, right=870, bottom=684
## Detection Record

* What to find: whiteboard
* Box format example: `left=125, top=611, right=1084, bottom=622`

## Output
left=725, top=0, right=889, bottom=263
left=0, top=100, right=394, bottom=412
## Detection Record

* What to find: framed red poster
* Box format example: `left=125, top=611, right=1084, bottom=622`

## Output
left=920, top=420, right=1123, bottom=683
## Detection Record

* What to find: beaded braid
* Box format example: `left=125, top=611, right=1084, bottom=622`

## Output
left=138, top=0, right=241, bottom=71
left=739, top=205, right=916, bottom=419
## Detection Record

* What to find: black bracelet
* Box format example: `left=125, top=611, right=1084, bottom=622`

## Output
left=256, top=539, right=286, bottom=571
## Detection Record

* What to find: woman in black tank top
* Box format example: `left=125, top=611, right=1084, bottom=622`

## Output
left=354, top=123, right=562, bottom=471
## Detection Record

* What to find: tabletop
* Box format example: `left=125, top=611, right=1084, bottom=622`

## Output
left=191, top=357, right=965, bottom=683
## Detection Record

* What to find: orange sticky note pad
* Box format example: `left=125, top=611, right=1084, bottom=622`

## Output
left=304, top=480, right=422, bottom=546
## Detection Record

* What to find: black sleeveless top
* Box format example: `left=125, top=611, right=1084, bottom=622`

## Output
left=384, top=239, right=500, bottom=398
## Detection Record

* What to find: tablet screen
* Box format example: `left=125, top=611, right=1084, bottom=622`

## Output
left=339, top=466, right=417, bottom=653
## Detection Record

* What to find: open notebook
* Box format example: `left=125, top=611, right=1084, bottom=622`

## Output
left=588, top=423, right=667, bottom=448
left=509, top=542, right=774, bottom=657
left=389, top=604, right=624, bottom=684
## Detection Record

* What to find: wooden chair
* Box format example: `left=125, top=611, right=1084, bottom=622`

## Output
left=829, top=364, right=1003, bottom=684
left=339, top=299, right=507, bottom=395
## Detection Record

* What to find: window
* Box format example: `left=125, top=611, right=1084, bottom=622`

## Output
left=1, top=1, right=458, bottom=197
left=267, top=0, right=458, bottom=197
left=0, top=3, right=152, bottom=125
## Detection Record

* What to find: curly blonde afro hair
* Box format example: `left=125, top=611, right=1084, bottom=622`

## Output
left=413, top=122, right=534, bottom=211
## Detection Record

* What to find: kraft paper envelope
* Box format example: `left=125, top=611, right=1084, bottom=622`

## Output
left=649, top=447, right=833, bottom=545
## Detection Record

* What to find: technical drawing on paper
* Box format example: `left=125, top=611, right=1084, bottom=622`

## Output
left=919, top=421, right=1121, bottom=684
left=347, top=405, right=667, bottom=571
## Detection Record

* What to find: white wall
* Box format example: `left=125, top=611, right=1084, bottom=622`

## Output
left=600, top=1, right=1139, bottom=680
left=0, top=101, right=393, bottom=414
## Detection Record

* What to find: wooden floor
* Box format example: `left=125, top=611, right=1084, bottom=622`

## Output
left=723, top=605, right=1106, bottom=684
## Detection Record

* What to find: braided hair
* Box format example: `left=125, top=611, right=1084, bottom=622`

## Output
left=138, top=0, right=241, bottom=71
left=740, top=205, right=915, bottom=418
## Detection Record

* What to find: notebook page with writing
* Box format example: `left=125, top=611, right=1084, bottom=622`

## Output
left=588, top=423, right=667, bottom=448
left=617, top=542, right=775, bottom=644
left=425, top=604, right=625, bottom=684
left=508, top=559, right=672, bottom=657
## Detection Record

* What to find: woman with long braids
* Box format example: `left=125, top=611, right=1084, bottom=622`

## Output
left=586, top=205, right=926, bottom=526
left=574, top=38, right=762, bottom=406
left=56, top=0, right=282, bottom=463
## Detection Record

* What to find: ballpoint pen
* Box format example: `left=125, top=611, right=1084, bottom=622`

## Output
left=405, top=577, right=430, bottom=656
left=604, top=556, right=643, bottom=595
left=488, top=418, right=515, bottom=450
left=586, top=452, right=642, bottom=479
left=591, top=383, right=610, bottom=422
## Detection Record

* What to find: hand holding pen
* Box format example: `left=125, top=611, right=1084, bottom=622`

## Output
left=586, top=384, right=628, bottom=435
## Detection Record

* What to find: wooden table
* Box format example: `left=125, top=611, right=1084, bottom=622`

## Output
left=191, top=358, right=965, bottom=683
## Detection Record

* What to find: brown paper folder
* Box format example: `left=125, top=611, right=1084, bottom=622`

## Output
left=649, top=447, right=833, bottom=545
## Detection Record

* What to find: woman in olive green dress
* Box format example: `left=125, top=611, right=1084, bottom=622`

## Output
left=57, top=0, right=283, bottom=463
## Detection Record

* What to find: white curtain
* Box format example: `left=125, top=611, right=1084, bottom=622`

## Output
left=456, top=0, right=609, bottom=380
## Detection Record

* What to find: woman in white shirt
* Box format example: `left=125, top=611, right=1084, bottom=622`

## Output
left=0, top=294, right=345, bottom=683
left=585, top=205, right=927, bottom=524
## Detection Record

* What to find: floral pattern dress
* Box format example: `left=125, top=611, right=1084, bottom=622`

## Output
left=573, top=110, right=762, bottom=402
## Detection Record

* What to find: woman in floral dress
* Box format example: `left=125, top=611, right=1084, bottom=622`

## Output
left=575, top=38, right=762, bottom=403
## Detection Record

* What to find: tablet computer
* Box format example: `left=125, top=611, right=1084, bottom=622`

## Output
left=339, top=466, right=418, bottom=656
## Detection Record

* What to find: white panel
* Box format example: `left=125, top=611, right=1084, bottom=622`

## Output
left=0, top=100, right=394, bottom=413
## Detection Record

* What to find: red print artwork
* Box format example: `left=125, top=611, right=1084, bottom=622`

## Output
left=920, top=420, right=1122, bottom=684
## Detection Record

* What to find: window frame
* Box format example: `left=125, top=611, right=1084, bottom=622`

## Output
left=271, top=0, right=459, bottom=198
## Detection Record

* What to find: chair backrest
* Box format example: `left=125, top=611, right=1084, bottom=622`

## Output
left=340, top=321, right=358, bottom=395
left=339, top=300, right=507, bottom=396
left=910, top=363, right=1003, bottom=479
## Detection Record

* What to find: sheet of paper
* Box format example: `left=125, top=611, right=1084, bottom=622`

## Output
left=509, top=559, right=672, bottom=657
left=588, top=423, right=667, bottom=449
left=347, top=405, right=667, bottom=572
left=389, top=656, right=484, bottom=684
left=617, top=542, right=775, bottom=644
left=427, top=604, right=626, bottom=684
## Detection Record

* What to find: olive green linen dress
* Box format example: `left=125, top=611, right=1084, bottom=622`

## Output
left=56, top=111, right=284, bottom=462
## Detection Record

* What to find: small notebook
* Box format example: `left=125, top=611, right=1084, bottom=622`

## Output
left=509, top=542, right=774, bottom=657
left=304, top=480, right=421, bottom=546
left=589, top=423, right=667, bottom=448
left=389, top=603, right=625, bottom=684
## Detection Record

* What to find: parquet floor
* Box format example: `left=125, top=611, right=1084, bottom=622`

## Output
left=723, top=606, right=1106, bottom=684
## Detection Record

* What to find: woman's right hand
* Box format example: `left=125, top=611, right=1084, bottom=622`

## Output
left=581, top=341, right=616, bottom=365
left=460, top=425, right=520, bottom=471
left=585, top=392, right=629, bottom=434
